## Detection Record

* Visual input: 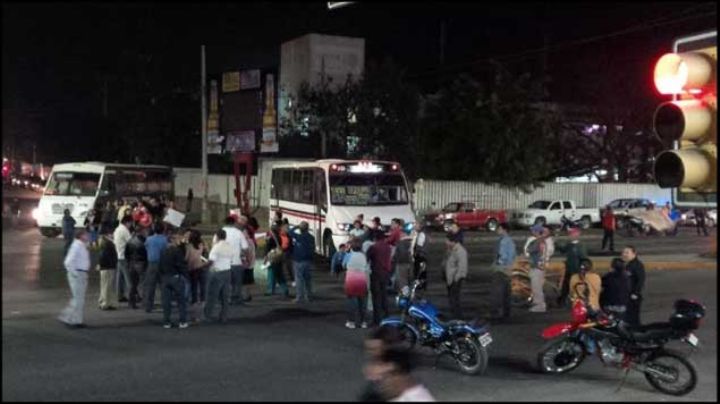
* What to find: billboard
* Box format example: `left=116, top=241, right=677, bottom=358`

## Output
left=226, top=130, right=256, bottom=152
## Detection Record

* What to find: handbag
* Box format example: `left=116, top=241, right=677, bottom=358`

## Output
left=266, top=232, right=284, bottom=265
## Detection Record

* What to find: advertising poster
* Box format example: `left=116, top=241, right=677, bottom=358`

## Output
left=226, top=130, right=256, bottom=152
left=222, top=71, right=240, bottom=93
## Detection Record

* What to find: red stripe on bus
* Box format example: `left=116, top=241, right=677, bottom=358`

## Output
left=271, top=208, right=326, bottom=222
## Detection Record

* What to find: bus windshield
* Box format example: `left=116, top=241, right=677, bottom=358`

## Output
left=329, top=173, right=409, bottom=206
left=44, top=172, right=101, bottom=197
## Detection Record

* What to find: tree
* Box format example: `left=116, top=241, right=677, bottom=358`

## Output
left=417, top=63, right=560, bottom=189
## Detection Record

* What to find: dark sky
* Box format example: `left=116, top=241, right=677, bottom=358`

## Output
left=2, top=1, right=717, bottom=164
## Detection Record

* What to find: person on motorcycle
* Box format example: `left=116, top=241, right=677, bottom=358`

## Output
left=569, top=259, right=601, bottom=313
left=363, top=346, right=435, bottom=402
left=556, top=227, right=588, bottom=308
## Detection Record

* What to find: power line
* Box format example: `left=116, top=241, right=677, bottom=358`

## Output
left=407, top=5, right=717, bottom=79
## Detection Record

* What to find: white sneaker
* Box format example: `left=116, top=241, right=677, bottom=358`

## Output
left=360, top=322, right=368, bottom=329
left=163, top=323, right=172, bottom=329
left=529, top=304, right=547, bottom=313
left=345, top=321, right=356, bottom=329
left=179, top=322, right=189, bottom=329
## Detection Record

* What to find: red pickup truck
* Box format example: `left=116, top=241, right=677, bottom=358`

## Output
left=424, top=202, right=507, bottom=232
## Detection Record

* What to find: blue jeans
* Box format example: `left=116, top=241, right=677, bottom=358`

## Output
left=161, top=275, right=187, bottom=324
left=116, top=260, right=131, bottom=300
left=347, top=296, right=367, bottom=325
left=230, top=265, right=244, bottom=302
left=204, top=270, right=231, bottom=322
left=144, top=262, right=161, bottom=312
left=293, top=260, right=313, bottom=302
left=266, top=262, right=288, bottom=296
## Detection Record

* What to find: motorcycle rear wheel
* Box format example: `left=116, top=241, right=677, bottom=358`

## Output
left=454, top=335, right=488, bottom=375
left=643, top=349, right=697, bottom=396
left=537, top=337, right=586, bottom=374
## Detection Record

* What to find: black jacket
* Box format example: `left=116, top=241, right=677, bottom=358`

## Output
left=126, top=235, right=148, bottom=263
left=626, top=258, right=645, bottom=296
left=600, top=270, right=631, bottom=307
left=159, top=245, right=189, bottom=277
left=99, top=238, right=118, bottom=269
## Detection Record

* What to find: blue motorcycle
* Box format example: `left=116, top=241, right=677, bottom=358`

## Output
left=380, top=279, right=493, bottom=375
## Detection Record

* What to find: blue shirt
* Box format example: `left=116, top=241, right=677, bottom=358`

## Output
left=496, top=234, right=517, bottom=267
left=145, top=234, right=168, bottom=263
left=62, top=215, right=76, bottom=236
left=290, top=230, right=315, bottom=262
left=330, top=250, right=347, bottom=274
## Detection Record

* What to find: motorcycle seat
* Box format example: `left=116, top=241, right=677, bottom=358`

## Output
left=624, top=322, right=676, bottom=342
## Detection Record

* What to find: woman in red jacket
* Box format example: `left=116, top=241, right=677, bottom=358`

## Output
left=601, top=206, right=616, bottom=253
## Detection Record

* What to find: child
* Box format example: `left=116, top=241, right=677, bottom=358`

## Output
left=569, top=259, right=601, bottom=313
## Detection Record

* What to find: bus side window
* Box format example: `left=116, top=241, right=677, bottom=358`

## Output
left=302, top=170, right=313, bottom=203
left=315, top=169, right=327, bottom=211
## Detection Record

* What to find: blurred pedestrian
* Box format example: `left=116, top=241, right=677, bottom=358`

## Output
left=443, top=233, right=468, bottom=319
left=62, top=209, right=76, bottom=253
left=125, top=226, right=148, bottom=309
left=556, top=227, right=588, bottom=307
left=489, top=222, right=515, bottom=320
left=97, top=228, right=118, bottom=310
left=622, top=245, right=645, bottom=326
left=215, top=216, right=248, bottom=305
left=525, top=224, right=548, bottom=313
left=330, top=243, right=349, bottom=275
left=601, top=205, right=616, bottom=252
left=410, top=222, right=428, bottom=281
left=600, top=258, right=631, bottom=318
left=358, top=326, right=403, bottom=401
left=367, top=231, right=392, bottom=325
left=204, top=229, right=234, bottom=323
left=144, top=222, right=168, bottom=313
left=363, top=346, right=435, bottom=402
left=393, top=226, right=413, bottom=293
left=349, top=219, right=367, bottom=240
left=113, top=215, right=133, bottom=304
left=694, top=208, right=709, bottom=236
left=344, top=239, right=370, bottom=329
left=290, top=221, right=315, bottom=303
left=186, top=188, right=194, bottom=213
left=58, top=230, right=91, bottom=328
left=569, top=259, right=601, bottom=313
left=159, top=231, right=190, bottom=329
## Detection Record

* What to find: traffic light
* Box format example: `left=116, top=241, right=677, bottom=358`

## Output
left=652, top=31, right=717, bottom=208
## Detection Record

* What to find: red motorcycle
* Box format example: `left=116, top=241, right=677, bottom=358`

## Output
left=537, top=286, right=705, bottom=396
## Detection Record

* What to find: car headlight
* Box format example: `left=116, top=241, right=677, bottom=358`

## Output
left=31, top=208, right=41, bottom=221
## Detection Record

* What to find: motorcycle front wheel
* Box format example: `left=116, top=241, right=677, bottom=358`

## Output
left=643, top=349, right=697, bottom=396
left=379, top=323, right=417, bottom=352
left=453, top=335, right=488, bottom=375
left=537, top=337, right=586, bottom=374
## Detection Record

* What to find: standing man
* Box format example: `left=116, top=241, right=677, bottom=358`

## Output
left=410, top=222, right=428, bottom=281
left=58, top=230, right=91, bottom=328
left=144, top=223, right=168, bottom=313
left=158, top=231, right=190, bottom=329
left=489, top=223, right=516, bottom=320
left=556, top=227, right=588, bottom=307
left=216, top=216, right=248, bottom=305
left=622, top=245, right=646, bottom=326
left=204, top=229, right=234, bottom=323
left=367, top=231, right=393, bottom=325
left=97, top=228, right=118, bottom=311
left=62, top=209, right=76, bottom=253
left=113, top=215, right=133, bottom=304
left=601, top=205, right=616, bottom=253
left=290, top=221, right=316, bottom=303
left=694, top=208, right=709, bottom=236
left=443, top=233, right=468, bottom=319
left=393, top=228, right=413, bottom=293
left=125, top=227, right=148, bottom=309
left=186, top=188, right=194, bottom=213
left=525, top=224, right=548, bottom=313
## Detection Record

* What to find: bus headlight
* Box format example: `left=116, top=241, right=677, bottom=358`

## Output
left=336, top=222, right=352, bottom=232
left=31, top=208, right=41, bottom=221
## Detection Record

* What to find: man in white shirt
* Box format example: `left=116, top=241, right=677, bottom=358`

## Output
left=113, top=216, right=133, bottom=304
left=215, top=216, right=249, bottom=305
left=205, top=229, right=236, bottom=323
left=58, top=230, right=92, bottom=328
left=364, top=346, right=435, bottom=402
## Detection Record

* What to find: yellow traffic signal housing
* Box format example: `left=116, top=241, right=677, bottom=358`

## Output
left=652, top=31, right=717, bottom=208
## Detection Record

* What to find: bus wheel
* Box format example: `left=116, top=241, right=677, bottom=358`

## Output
left=323, top=232, right=336, bottom=258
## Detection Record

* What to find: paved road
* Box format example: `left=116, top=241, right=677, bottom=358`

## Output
left=2, top=225, right=716, bottom=401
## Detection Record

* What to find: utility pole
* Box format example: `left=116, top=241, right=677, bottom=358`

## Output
left=201, top=45, right=209, bottom=224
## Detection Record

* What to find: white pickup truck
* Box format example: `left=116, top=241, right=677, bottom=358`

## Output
left=510, top=200, right=601, bottom=229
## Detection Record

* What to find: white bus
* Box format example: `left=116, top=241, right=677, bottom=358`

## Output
left=34, top=162, right=173, bottom=237
left=270, top=159, right=416, bottom=257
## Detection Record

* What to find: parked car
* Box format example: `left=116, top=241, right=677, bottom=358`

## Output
left=509, top=200, right=601, bottom=229
left=423, top=202, right=507, bottom=232
left=679, top=209, right=717, bottom=228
